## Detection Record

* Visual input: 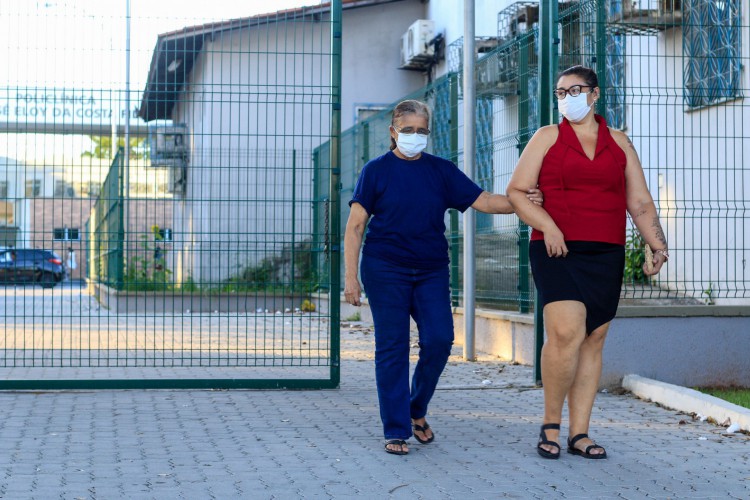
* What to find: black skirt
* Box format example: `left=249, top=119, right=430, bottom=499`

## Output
left=529, top=240, right=625, bottom=334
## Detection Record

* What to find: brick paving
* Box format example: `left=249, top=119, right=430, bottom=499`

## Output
left=0, top=288, right=748, bottom=498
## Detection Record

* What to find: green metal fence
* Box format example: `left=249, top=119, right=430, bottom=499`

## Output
left=89, top=149, right=125, bottom=289
left=0, top=0, right=342, bottom=389
left=326, top=0, right=749, bottom=312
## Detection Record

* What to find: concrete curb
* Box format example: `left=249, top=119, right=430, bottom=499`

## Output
left=622, top=374, right=750, bottom=432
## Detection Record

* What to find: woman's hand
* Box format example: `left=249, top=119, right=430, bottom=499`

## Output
left=543, top=226, right=568, bottom=258
left=643, top=251, right=667, bottom=276
left=344, top=277, right=362, bottom=306
left=526, top=188, right=543, bottom=206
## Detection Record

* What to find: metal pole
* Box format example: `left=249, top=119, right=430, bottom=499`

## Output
left=595, top=0, right=608, bottom=116
left=124, top=0, right=131, bottom=257
left=462, top=0, right=476, bottom=361
left=329, top=0, right=343, bottom=387
left=449, top=74, right=460, bottom=307
left=535, top=0, right=559, bottom=385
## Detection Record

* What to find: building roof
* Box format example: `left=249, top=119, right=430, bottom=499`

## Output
left=138, top=0, right=403, bottom=122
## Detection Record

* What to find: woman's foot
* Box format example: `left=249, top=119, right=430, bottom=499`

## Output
left=384, top=439, right=409, bottom=455
left=412, top=418, right=434, bottom=444
left=537, top=423, right=561, bottom=459
left=567, top=433, right=607, bottom=459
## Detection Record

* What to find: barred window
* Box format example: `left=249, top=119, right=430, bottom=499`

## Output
left=684, top=0, right=742, bottom=108
left=25, top=179, right=41, bottom=198
left=605, top=33, right=626, bottom=130
left=156, top=228, right=172, bottom=242
left=53, top=228, right=80, bottom=241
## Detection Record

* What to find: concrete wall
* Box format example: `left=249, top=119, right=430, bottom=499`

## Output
left=341, top=1, right=426, bottom=130
left=603, top=314, right=750, bottom=388
left=339, top=296, right=750, bottom=389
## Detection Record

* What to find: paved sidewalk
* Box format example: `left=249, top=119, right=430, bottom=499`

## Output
left=0, top=322, right=748, bottom=499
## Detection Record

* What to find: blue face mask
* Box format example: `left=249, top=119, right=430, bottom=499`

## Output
left=396, top=132, right=428, bottom=158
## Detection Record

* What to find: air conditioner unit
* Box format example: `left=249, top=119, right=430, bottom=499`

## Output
left=400, top=20, right=435, bottom=70
left=149, top=124, right=189, bottom=167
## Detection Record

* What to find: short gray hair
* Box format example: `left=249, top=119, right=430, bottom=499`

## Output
left=390, top=100, right=431, bottom=150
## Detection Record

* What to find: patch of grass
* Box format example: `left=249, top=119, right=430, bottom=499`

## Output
left=344, top=311, right=361, bottom=322
left=696, top=387, right=750, bottom=409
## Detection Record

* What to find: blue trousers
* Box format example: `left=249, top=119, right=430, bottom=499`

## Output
left=360, top=254, right=455, bottom=440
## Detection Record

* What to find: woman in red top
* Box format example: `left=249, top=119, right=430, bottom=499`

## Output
left=507, top=66, right=668, bottom=460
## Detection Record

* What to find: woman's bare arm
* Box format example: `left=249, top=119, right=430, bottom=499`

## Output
left=471, top=189, right=544, bottom=214
left=613, top=130, right=668, bottom=276
left=343, top=202, right=369, bottom=305
left=506, top=126, right=566, bottom=257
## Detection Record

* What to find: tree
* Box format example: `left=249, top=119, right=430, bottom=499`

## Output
left=81, top=136, right=148, bottom=160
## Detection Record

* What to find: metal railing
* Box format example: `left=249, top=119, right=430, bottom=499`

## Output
left=323, top=0, right=749, bottom=311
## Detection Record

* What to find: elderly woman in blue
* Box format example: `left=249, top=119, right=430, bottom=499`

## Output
left=344, top=99, right=543, bottom=455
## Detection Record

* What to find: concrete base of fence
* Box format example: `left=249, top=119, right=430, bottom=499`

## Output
left=90, top=282, right=311, bottom=314
left=337, top=295, right=750, bottom=389
left=623, top=374, right=750, bottom=432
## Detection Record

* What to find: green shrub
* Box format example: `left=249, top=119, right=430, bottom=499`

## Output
left=624, top=227, right=648, bottom=284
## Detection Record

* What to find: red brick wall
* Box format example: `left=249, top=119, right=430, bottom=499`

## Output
left=30, top=198, right=173, bottom=281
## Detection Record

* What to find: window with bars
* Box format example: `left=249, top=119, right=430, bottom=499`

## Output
left=683, top=0, right=741, bottom=108
left=0, top=181, right=8, bottom=199
left=54, top=179, right=76, bottom=198
left=156, top=228, right=172, bottom=242
left=53, top=228, right=80, bottom=241
left=25, top=179, right=41, bottom=198
left=605, top=33, right=626, bottom=130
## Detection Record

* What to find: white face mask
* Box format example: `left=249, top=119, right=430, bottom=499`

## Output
left=558, top=92, right=593, bottom=122
left=396, top=132, right=428, bottom=158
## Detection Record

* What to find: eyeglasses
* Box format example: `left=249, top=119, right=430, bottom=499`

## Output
left=553, top=85, right=594, bottom=100
left=393, top=125, right=431, bottom=137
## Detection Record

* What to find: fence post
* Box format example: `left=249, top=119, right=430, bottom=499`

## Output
left=463, top=0, right=477, bottom=361
left=517, top=38, right=530, bottom=314
left=535, top=0, right=559, bottom=385
left=450, top=73, right=460, bottom=307
left=329, top=0, right=343, bottom=387
left=291, top=149, right=297, bottom=286
left=595, top=0, right=608, bottom=116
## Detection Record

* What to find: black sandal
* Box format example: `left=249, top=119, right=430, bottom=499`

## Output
left=384, top=439, right=409, bottom=455
left=412, top=421, right=435, bottom=444
left=567, top=433, right=607, bottom=459
left=537, top=423, right=561, bottom=459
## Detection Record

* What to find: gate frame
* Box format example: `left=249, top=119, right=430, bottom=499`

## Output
left=0, top=0, right=342, bottom=391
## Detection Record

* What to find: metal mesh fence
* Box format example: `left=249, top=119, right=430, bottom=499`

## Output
left=329, top=0, right=748, bottom=311
left=0, top=0, right=341, bottom=388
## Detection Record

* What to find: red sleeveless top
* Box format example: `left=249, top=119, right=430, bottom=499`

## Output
left=531, top=115, right=627, bottom=245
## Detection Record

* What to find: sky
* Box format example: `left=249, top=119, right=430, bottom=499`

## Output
left=0, top=0, right=322, bottom=163
left=1, top=0, right=323, bottom=88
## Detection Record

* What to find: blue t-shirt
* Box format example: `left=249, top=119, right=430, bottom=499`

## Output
left=349, top=151, right=483, bottom=269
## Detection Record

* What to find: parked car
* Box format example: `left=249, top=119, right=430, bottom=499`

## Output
left=0, top=249, right=66, bottom=288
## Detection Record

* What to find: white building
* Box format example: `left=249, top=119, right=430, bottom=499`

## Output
left=138, top=0, right=429, bottom=284
left=417, top=0, right=750, bottom=305
left=0, top=157, right=31, bottom=247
